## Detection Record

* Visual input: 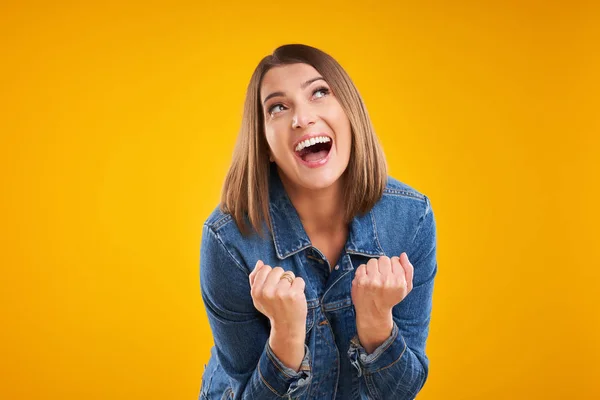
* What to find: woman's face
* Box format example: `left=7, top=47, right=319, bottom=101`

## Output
left=260, top=63, right=352, bottom=192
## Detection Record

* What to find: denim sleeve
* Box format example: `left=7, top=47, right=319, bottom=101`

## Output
left=200, top=224, right=312, bottom=400
left=348, top=196, right=437, bottom=400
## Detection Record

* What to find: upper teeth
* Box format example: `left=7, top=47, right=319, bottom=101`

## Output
left=295, top=136, right=331, bottom=152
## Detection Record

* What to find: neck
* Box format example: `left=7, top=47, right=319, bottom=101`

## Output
left=278, top=170, right=347, bottom=236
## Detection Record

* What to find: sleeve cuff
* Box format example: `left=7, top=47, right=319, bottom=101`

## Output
left=258, top=341, right=312, bottom=397
left=348, top=321, right=407, bottom=376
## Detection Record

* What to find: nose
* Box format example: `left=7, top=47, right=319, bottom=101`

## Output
left=291, top=103, right=316, bottom=129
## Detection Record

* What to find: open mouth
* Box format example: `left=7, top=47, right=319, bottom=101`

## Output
left=294, top=137, right=333, bottom=163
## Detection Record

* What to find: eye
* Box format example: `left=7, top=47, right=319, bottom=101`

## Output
left=268, top=103, right=286, bottom=115
left=267, top=87, right=331, bottom=117
left=313, top=86, right=330, bottom=98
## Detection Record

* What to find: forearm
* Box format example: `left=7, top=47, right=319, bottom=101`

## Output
left=269, top=324, right=306, bottom=372
left=356, top=313, right=394, bottom=354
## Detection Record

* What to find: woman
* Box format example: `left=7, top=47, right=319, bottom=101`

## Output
left=199, top=44, right=437, bottom=400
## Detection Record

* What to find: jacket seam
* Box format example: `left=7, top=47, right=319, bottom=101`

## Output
left=365, top=322, right=399, bottom=364
left=410, top=196, right=431, bottom=246
left=383, top=189, right=426, bottom=201
left=206, top=213, right=233, bottom=231
left=205, top=225, right=247, bottom=275
left=257, top=358, right=285, bottom=397
left=370, top=211, right=385, bottom=254
left=364, top=373, right=380, bottom=399
left=368, top=334, right=408, bottom=374
left=266, top=345, right=297, bottom=379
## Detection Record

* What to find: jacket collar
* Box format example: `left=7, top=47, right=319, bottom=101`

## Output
left=268, top=165, right=385, bottom=260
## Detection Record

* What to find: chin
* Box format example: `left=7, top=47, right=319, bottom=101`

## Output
left=296, top=168, right=344, bottom=191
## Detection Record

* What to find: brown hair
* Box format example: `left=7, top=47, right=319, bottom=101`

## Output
left=220, top=44, right=388, bottom=237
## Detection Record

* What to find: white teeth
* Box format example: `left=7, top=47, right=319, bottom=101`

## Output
left=294, top=136, right=331, bottom=152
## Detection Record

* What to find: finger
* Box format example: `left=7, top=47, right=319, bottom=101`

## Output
left=391, top=256, right=406, bottom=287
left=354, top=264, right=367, bottom=279
left=263, top=266, right=286, bottom=293
left=290, top=276, right=305, bottom=294
left=275, top=270, right=296, bottom=289
left=252, top=264, right=272, bottom=292
left=249, top=260, right=264, bottom=287
left=366, top=258, right=379, bottom=276
left=400, top=252, right=414, bottom=291
left=378, top=256, right=392, bottom=277
left=391, top=256, right=401, bottom=275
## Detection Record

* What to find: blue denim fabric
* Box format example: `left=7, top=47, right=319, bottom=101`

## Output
left=199, top=165, right=437, bottom=399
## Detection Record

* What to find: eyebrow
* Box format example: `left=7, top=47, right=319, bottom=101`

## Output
left=262, top=76, right=326, bottom=105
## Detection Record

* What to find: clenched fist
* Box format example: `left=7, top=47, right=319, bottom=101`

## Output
left=351, top=253, right=414, bottom=323
left=248, top=260, right=307, bottom=335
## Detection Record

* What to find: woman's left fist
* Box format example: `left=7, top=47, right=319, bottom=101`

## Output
left=351, top=253, right=414, bottom=320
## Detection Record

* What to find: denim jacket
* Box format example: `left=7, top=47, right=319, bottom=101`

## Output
left=199, top=166, right=437, bottom=400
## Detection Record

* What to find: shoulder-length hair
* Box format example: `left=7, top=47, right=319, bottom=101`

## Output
left=220, top=44, right=388, bottom=237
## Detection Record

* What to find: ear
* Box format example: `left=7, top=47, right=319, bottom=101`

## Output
left=269, top=153, right=274, bottom=162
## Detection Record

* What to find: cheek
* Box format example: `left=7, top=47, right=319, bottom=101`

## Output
left=264, top=129, right=286, bottom=155
left=332, top=109, right=352, bottom=141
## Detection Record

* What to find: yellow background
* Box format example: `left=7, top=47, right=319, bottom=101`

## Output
left=1, top=1, right=599, bottom=399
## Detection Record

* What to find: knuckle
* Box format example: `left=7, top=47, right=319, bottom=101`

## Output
left=263, top=289, right=275, bottom=301
left=272, top=266, right=284, bottom=274
left=262, top=266, right=273, bottom=275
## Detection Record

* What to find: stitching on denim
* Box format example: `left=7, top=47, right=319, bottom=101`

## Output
left=410, top=196, right=431, bottom=246
left=281, top=244, right=312, bottom=260
left=362, top=322, right=399, bottom=365
left=258, top=358, right=285, bottom=397
left=322, top=298, right=352, bottom=312
left=370, top=334, right=408, bottom=374
left=370, top=211, right=385, bottom=254
left=306, top=299, right=320, bottom=309
left=306, top=307, right=315, bottom=332
left=319, top=307, right=340, bottom=400
left=294, top=253, right=320, bottom=311
left=269, top=203, right=285, bottom=259
left=266, top=344, right=296, bottom=379
left=206, top=227, right=248, bottom=275
left=320, top=270, right=351, bottom=304
left=211, top=214, right=233, bottom=230
left=383, top=189, right=426, bottom=201
left=324, top=302, right=352, bottom=312
left=364, top=373, right=380, bottom=399
left=346, top=249, right=385, bottom=256
left=316, top=316, right=337, bottom=354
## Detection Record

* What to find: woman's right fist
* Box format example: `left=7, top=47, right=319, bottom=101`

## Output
left=248, top=260, right=307, bottom=334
